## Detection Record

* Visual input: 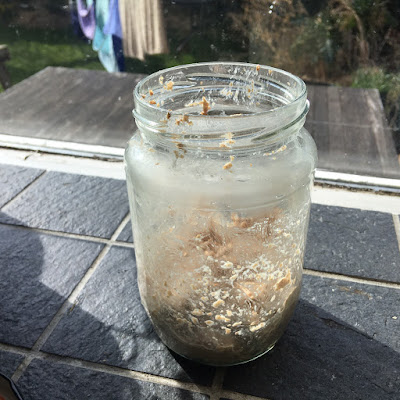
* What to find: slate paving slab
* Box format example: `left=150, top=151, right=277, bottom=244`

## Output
left=223, top=274, right=400, bottom=400
left=0, top=350, right=24, bottom=377
left=117, top=220, right=133, bottom=243
left=305, top=204, right=400, bottom=283
left=1, top=162, right=399, bottom=399
left=0, top=220, right=103, bottom=348
left=17, top=359, right=209, bottom=400
left=43, top=247, right=215, bottom=385
left=0, top=164, right=43, bottom=208
left=0, top=171, right=129, bottom=238
left=302, top=275, right=400, bottom=351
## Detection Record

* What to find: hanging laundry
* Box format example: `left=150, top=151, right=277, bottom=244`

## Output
left=69, top=0, right=85, bottom=39
left=112, top=36, right=125, bottom=72
left=104, top=0, right=125, bottom=72
left=104, top=0, right=122, bottom=39
left=119, top=0, right=168, bottom=60
left=93, top=0, right=119, bottom=73
left=76, top=0, right=96, bottom=40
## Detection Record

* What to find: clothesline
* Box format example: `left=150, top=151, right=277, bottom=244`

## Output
left=71, top=0, right=168, bottom=72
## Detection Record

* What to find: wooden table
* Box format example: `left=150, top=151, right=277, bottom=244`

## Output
left=0, top=67, right=144, bottom=149
left=305, top=85, right=399, bottom=178
left=0, top=66, right=398, bottom=179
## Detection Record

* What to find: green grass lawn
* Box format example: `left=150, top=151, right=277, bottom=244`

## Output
left=0, top=24, right=104, bottom=92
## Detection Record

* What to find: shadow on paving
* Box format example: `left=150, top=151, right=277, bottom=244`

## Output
left=4, top=207, right=398, bottom=399
left=223, top=299, right=400, bottom=400
left=0, top=213, right=213, bottom=400
left=38, top=246, right=214, bottom=386
left=0, top=213, right=126, bottom=398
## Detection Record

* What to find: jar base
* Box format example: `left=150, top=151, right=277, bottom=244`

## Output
left=169, top=342, right=277, bottom=367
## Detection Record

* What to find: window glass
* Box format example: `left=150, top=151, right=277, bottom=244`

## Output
left=0, top=0, right=399, bottom=180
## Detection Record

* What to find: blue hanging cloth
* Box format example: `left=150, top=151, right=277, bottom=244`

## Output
left=104, top=0, right=122, bottom=38
left=92, top=0, right=119, bottom=73
left=103, top=0, right=125, bottom=72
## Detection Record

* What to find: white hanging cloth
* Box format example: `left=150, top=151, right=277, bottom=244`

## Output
left=119, top=0, right=168, bottom=60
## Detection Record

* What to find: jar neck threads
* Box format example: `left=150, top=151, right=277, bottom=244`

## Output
left=133, top=62, right=308, bottom=150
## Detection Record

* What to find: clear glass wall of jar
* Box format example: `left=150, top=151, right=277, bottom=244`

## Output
left=125, top=62, right=317, bottom=366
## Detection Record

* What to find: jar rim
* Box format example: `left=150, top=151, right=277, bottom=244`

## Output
left=133, top=61, right=306, bottom=120
left=133, top=62, right=308, bottom=146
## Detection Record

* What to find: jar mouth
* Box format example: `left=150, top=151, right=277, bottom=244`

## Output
left=133, top=62, right=307, bottom=143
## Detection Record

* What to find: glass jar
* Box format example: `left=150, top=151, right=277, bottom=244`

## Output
left=125, top=62, right=317, bottom=366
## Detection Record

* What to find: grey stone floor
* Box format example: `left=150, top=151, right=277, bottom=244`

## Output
left=0, top=163, right=399, bottom=400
